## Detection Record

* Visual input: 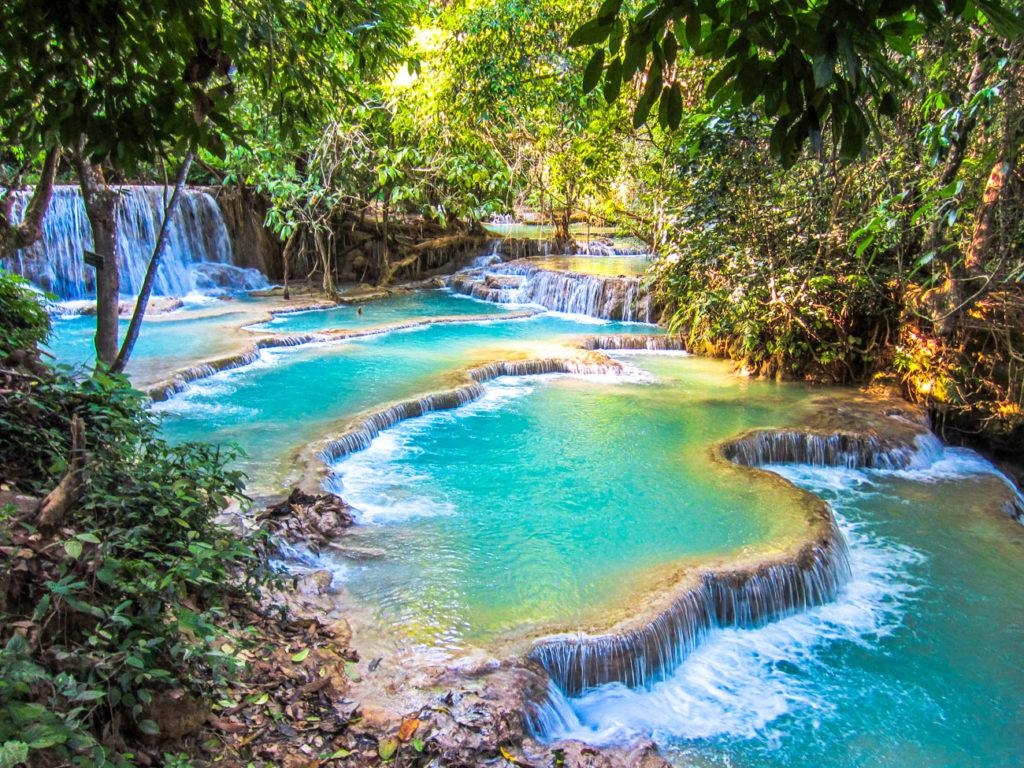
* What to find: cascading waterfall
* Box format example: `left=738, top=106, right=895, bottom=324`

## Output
left=527, top=525, right=851, bottom=699
left=525, top=426, right=945, bottom=732
left=3, top=185, right=267, bottom=299
left=448, top=261, right=656, bottom=322
left=721, top=429, right=920, bottom=470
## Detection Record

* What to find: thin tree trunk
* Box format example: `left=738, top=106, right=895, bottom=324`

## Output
left=111, top=150, right=194, bottom=374
left=73, top=143, right=120, bottom=367
left=282, top=232, right=294, bottom=300
left=36, top=415, right=86, bottom=529
left=0, top=146, right=61, bottom=256
left=963, top=54, right=1022, bottom=284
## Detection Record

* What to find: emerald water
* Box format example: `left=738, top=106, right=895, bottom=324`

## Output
left=155, top=311, right=660, bottom=481
left=248, top=289, right=511, bottom=333
left=45, top=302, right=257, bottom=381
left=46, top=288, right=1024, bottom=767
left=544, top=459, right=1024, bottom=768
left=327, top=355, right=815, bottom=648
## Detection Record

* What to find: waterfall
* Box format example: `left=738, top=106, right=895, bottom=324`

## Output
left=2, top=185, right=267, bottom=300
left=528, top=525, right=851, bottom=698
left=448, top=262, right=656, bottom=322
left=720, top=430, right=919, bottom=470
left=319, top=356, right=625, bottom=466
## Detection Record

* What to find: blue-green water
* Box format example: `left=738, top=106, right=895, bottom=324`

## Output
left=45, top=306, right=252, bottom=376
left=155, top=313, right=662, bottom=481
left=327, top=355, right=814, bottom=647
left=546, top=460, right=1024, bottom=768
left=45, top=288, right=1024, bottom=768
left=249, top=289, right=511, bottom=333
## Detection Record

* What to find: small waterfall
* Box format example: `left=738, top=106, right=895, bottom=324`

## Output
left=528, top=528, right=851, bottom=698
left=721, top=430, right=918, bottom=470
left=526, top=424, right=940, bottom=712
left=579, top=335, right=686, bottom=351
left=3, top=185, right=266, bottom=299
left=448, top=262, right=655, bottom=322
left=320, top=357, right=625, bottom=464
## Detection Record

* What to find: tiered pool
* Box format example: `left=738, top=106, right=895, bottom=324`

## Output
left=46, top=285, right=1024, bottom=768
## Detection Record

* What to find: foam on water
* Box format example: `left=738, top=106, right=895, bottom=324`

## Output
left=533, top=471, right=925, bottom=747
left=328, top=378, right=540, bottom=523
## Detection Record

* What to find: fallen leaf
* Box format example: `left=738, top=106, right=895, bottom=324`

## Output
left=397, top=718, right=419, bottom=742
left=378, top=736, right=398, bottom=761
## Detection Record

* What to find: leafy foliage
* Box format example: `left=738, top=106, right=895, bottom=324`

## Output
left=570, top=0, right=1023, bottom=165
left=0, top=368, right=266, bottom=766
left=0, top=269, right=49, bottom=360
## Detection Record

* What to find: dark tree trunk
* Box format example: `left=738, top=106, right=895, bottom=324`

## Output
left=73, top=145, right=120, bottom=367
left=0, top=147, right=61, bottom=257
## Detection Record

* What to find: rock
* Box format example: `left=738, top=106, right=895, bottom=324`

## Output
left=258, top=488, right=354, bottom=550
left=0, top=491, right=41, bottom=516
left=326, top=543, right=386, bottom=560
left=297, top=569, right=334, bottom=596
left=325, top=618, right=353, bottom=646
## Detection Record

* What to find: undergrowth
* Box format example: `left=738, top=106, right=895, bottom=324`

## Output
left=0, top=270, right=269, bottom=767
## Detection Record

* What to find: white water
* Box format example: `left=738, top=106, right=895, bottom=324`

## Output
left=3, top=185, right=267, bottom=299
left=530, top=434, right=1024, bottom=747
left=532, top=474, right=925, bottom=746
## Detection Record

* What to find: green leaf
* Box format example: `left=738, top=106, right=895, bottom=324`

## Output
left=633, top=92, right=654, bottom=128
left=603, top=57, right=623, bottom=103
left=582, top=49, right=605, bottom=94
left=597, top=0, right=622, bottom=21
left=568, top=18, right=613, bottom=47
left=23, top=723, right=68, bottom=750
left=0, top=741, right=29, bottom=768
left=812, top=54, right=835, bottom=89
left=666, top=83, right=683, bottom=130
left=685, top=12, right=701, bottom=49
left=976, top=0, right=1024, bottom=37
left=291, top=648, right=310, bottom=663
left=138, top=720, right=160, bottom=736
left=64, top=539, right=83, bottom=559
left=75, top=532, right=101, bottom=544
left=378, top=736, right=398, bottom=761
left=344, top=661, right=362, bottom=682
left=328, top=748, right=351, bottom=759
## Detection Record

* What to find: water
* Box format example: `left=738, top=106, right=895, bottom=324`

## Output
left=155, top=313, right=664, bottom=482
left=3, top=185, right=267, bottom=299
left=44, top=304, right=256, bottom=382
left=537, top=454, right=1024, bottom=768
left=44, top=286, right=1024, bottom=766
left=326, top=355, right=817, bottom=650
left=250, top=289, right=512, bottom=333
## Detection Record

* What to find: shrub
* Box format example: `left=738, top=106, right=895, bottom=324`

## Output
left=0, top=268, right=50, bottom=360
left=1, top=368, right=267, bottom=766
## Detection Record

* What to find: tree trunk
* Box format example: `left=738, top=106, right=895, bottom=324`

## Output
left=962, top=54, right=1022, bottom=290
left=36, top=415, right=86, bottom=529
left=0, top=146, right=61, bottom=257
left=73, top=146, right=120, bottom=367
left=111, top=151, right=194, bottom=374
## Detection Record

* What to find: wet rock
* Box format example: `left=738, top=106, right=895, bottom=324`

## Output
left=258, top=488, right=354, bottom=551
left=297, top=569, right=334, bottom=596
left=326, top=543, right=387, bottom=560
